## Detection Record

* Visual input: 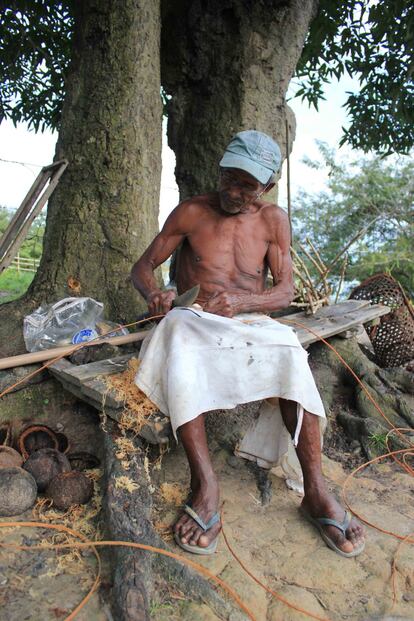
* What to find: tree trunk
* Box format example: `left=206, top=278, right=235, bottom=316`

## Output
left=161, top=0, right=319, bottom=200
left=29, top=0, right=162, bottom=324
left=0, top=1, right=162, bottom=357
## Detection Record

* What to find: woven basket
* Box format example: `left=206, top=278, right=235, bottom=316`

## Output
left=350, top=273, right=414, bottom=368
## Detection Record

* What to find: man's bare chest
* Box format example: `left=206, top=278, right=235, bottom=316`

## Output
left=185, top=214, right=270, bottom=275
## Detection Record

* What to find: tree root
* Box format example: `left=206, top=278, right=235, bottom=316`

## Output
left=0, top=295, right=39, bottom=358
left=309, top=336, right=413, bottom=456
left=102, top=420, right=246, bottom=620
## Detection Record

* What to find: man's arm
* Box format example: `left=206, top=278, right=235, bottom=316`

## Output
left=131, top=202, right=190, bottom=314
left=204, top=207, right=294, bottom=316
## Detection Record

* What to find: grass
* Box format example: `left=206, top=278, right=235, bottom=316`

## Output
left=0, top=269, right=34, bottom=303
left=368, top=431, right=388, bottom=455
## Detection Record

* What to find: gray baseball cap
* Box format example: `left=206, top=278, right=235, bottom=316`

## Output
left=219, top=130, right=281, bottom=184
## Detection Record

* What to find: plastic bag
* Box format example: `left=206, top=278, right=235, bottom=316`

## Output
left=23, top=297, right=128, bottom=352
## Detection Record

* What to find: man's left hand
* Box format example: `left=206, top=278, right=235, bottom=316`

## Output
left=203, top=291, right=246, bottom=317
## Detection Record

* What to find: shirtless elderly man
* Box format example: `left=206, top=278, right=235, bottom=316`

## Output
left=131, top=130, right=365, bottom=558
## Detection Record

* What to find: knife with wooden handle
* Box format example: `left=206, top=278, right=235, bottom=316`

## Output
left=136, top=284, right=201, bottom=325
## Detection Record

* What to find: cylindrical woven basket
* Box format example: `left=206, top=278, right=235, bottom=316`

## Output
left=350, top=273, right=414, bottom=368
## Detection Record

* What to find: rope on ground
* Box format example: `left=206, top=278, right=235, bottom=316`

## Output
left=342, top=448, right=414, bottom=544
left=221, top=514, right=331, bottom=621
left=386, top=428, right=414, bottom=477
left=391, top=531, right=414, bottom=608
left=0, top=521, right=256, bottom=621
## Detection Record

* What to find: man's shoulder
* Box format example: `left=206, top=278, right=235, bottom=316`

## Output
left=260, top=202, right=289, bottom=224
left=164, top=193, right=218, bottom=233
left=173, top=193, right=217, bottom=216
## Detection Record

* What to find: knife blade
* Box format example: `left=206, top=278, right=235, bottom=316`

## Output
left=135, top=284, right=201, bottom=326
left=171, top=284, right=200, bottom=308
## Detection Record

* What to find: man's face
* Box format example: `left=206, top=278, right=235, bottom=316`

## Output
left=218, top=168, right=264, bottom=214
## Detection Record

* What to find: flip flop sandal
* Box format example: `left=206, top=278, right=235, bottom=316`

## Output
left=300, top=507, right=365, bottom=558
left=174, top=504, right=220, bottom=555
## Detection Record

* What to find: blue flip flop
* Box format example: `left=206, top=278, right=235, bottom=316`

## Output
left=300, top=507, right=365, bottom=558
left=174, top=504, right=220, bottom=555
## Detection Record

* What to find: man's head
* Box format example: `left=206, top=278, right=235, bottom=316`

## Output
left=218, top=130, right=281, bottom=214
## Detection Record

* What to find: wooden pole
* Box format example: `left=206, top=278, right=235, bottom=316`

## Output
left=0, top=330, right=150, bottom=371
left=0, top=160, right=68, bottom=275
left=285, top=118, right=292, bottom=237
left=0, top=169, right=48, bottom=261
left=334, top=254, right=348, bottom=304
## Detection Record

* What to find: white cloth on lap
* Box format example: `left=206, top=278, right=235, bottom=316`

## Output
left=135, top=307, right=325, bottom=490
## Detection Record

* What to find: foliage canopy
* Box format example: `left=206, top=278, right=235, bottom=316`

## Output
left=292, top=144, right=414, bottom=297
left=0, top=0, right=413, bottom=153
left=0, top=1, right=73, bottom=131
left=296, top=0, right=414, bottom=154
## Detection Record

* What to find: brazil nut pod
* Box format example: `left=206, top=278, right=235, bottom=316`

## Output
left=23, top=448, right=71, bottom=492
left=0, top=446, right=23, bottom=469
left=0, top=467, right=37, bottom=516
left=46, top=471, right=93, bottom=510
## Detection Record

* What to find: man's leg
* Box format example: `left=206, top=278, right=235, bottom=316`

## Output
left=279, top=398, right=365, bottom=554
left=173, top=415, right=221, bottom=548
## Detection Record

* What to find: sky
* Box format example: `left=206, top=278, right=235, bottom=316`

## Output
left=0, top=75, right=361, bottom=228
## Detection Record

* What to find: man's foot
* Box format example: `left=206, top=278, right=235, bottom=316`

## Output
left=173, top=479, right=221, bottom=551
left=301, top=487, right=365, bottom=556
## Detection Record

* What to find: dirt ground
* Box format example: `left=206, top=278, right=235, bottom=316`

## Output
left=150, top=437, right=414, bottom=621
left=0, top=395, right=413, bottom=621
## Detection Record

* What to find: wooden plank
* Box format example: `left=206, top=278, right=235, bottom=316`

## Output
left=81, top=377, right=125, bottom=410
left=296, top=303, right=388, bottom=332
left=50, top=354, right=135, bottom=387
left=51, top=372, right=123, bottom=410
left=49, top=358, right=126, bottom=409
left=302, top=299, right=370, bottom=318
left=48, top=357, right=79, bottom=386
left=284, top=303, right=390, bottom=346
left=68, top=354, right=135, bottom=384
left=292, top=305, right=389, bottom=344
left=48, top=299, right=390, bottom=446
left=54, top=373, right=170, bottom=444
left=271, top=298, right=369, bottom=320
left=55, top=375, right=124, bottom=421
left=49, top=301, right=390, bottom=395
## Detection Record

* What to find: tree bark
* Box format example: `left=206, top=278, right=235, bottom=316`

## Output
left=161, top=0, right=319, bottom=200
left=28, top=0, right=162, bottom=324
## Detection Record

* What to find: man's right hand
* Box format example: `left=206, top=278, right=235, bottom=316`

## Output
left=147, top=290, right=176, bottom=315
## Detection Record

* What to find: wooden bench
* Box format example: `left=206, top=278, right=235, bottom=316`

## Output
left=49, top=299, right=390, bottom=443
